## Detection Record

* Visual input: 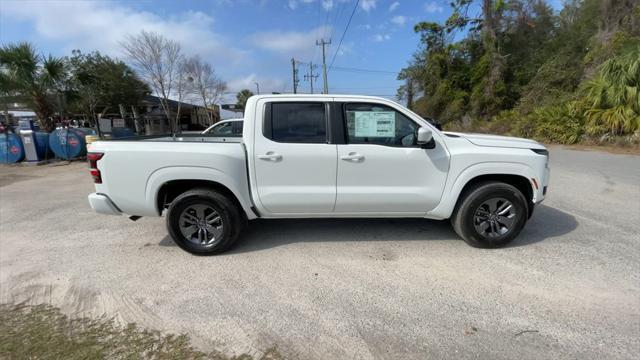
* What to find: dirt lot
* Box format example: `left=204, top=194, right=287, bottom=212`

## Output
left=1, top=147, right=639, bottom=359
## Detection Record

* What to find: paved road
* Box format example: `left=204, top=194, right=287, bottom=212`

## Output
left=1, top=147, right=639, bottom=359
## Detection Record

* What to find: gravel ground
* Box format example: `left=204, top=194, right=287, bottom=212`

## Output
left=0, top=147, right=639, bottom=359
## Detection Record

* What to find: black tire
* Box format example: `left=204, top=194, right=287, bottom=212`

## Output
left=451, top=181, right=528, bottom=248
left=166, top=188, right=245, bottom=255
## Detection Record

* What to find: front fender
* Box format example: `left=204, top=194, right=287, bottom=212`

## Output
left=145, top=166, right=255, bottom=218
left=426, top=162, right=537, bottom=220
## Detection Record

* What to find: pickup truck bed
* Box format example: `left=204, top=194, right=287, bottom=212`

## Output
left=89, top=135, right=253, bottom=219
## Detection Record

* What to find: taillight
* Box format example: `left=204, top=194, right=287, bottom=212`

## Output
left=87, top=152, right=103, bottom=168
left=87, top=152, right=104, bottom=183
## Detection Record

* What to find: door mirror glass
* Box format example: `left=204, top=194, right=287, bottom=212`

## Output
left=417, top=127, right=433, bottom=144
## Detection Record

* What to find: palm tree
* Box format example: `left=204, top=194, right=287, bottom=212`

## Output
left=0, top=42, right=65, bottom=132
left=584, top=47, right=640, bottom=135
left=236, top=89, right=254, bottom=110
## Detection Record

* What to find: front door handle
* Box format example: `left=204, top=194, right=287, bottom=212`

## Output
left=340, top=152, right=364, bottom=161
left=257, top=152, right=282, bottom=161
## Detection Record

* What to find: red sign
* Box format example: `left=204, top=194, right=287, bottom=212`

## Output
left=10, top=145, right=18, bottom=154
left=69, top=137, right=79, bottom=147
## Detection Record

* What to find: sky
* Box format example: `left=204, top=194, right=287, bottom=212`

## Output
left=0, top=0, right=457, bottom=103
left=0, top=0, right=563, bottom=110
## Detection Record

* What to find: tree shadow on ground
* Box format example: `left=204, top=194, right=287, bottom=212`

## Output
left=159, top=204, right=577, bottom=253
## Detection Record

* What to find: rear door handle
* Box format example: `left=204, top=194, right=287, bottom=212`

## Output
left=257, top=152, right=282, bottom=161
left=340, top=153, right=364, bottom=161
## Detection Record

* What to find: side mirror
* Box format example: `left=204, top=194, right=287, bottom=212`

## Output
left=417, top=127, right=435, bottom=149
left=417, top=127, right=433, bottom=144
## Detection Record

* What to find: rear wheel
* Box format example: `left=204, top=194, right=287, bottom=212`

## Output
left=451, top=182, right=528, bottom=248
left=166, top=188, right=245, bottom=255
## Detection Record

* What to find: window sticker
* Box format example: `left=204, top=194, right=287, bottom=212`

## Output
left=353, top=111, right=395, bottom=137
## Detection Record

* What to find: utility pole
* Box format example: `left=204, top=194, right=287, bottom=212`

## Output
left=316, top=38, right=331, bottom=94
left=254, top=82, right=260, bottom=94
left=304, top=62, right=319, bottom=94
left=291, top=58, right=300, bottom=94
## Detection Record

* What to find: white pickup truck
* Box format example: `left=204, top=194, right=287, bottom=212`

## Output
left=87, top=94, right=549, bottom=254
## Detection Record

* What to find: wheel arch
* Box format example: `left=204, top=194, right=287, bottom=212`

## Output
left=454, top=174, right=534, bottom=219
left=156, top=180, right=244, bottom=217
left=426, top=162, right=537, bottom=220
left=145, top=166, right=256, bottom=219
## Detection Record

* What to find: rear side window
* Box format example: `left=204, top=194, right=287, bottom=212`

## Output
left=265, top=102, right=327, bottom=143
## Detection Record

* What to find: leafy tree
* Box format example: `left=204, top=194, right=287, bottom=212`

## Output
left=235, top=89, right=254, bottom=110
left=65, top=50, right=149, bottom=133
left=399, top=0, right=640, bottom=142
left=0, top=42, right=65, bottom=132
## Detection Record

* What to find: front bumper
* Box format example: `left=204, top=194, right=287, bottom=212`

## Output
left=88, top=193, right=122, bottom=216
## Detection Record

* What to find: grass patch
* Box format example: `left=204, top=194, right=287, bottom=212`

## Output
left=0, top=303, right=283, bottom=360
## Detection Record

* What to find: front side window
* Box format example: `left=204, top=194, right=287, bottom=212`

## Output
left=267, top=102, right=327, bottom=143
left=345, top=103, right=418, bottom=147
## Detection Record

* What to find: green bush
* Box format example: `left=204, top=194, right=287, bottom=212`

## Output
left=527, top=102, right=585, bottom=144
left=583, top=47, right=640, bottom=135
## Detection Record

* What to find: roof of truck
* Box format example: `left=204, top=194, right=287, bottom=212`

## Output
left=250, top=94, right=393, bottom=101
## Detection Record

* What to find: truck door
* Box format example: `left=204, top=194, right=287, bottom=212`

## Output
left=253, top=101, right=337, bottom=214
left=335, top=102, right=449, bottom=214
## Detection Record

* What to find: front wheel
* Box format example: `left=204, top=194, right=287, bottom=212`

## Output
left=451, top=182, right=528, bottom=248
left=166, top=188, right=245, bottom=255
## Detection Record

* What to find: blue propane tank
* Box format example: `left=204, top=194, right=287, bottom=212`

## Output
left=49, top=127, right=95, bottom=159
left=0, top=133, right=25, bottom=164
left=33, top=131, right=51, bottom=158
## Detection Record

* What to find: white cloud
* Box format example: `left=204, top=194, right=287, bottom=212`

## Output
left=360, top=0, right=377, bottom=12
left=391, top=15, right=407, bottom=26
left=424, top=1, right=444, bottom=13
left=372, top=33, right=391, bottom=42
left=226, top=73, right=285, bottom=94
left=288, top=0, right=340, bottom=11
left=249, top=25, right=331, bottom=58
left=0, top=0, right=247, bottom=66
left=388, top=1, right=400, bottom=12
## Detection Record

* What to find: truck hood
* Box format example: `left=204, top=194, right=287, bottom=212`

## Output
left=444, top=132, right=545, bottom=150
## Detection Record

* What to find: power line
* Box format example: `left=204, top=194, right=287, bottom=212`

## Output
left=321, top=2, right=332, bottom=40
left=331, top=85, right=400, bottom=90
left=329, top=0, right=359, bottom=71
left=327, top=0, right=348, bottom=41
left=331, top=66, right=399, bottom=75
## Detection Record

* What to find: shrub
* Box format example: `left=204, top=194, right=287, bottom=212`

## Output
left=583, top=47, right=640, bottom=135
left=528, top=102, right=585, bottom=144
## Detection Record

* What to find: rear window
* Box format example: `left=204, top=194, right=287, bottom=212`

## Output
left=265, top=102, right=327, bottom=143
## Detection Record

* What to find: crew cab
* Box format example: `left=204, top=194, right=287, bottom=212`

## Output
left=87, top=94, right=549, bottom=254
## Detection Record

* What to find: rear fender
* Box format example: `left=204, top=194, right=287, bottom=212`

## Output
left=145, top=166, right=255, bottom=219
